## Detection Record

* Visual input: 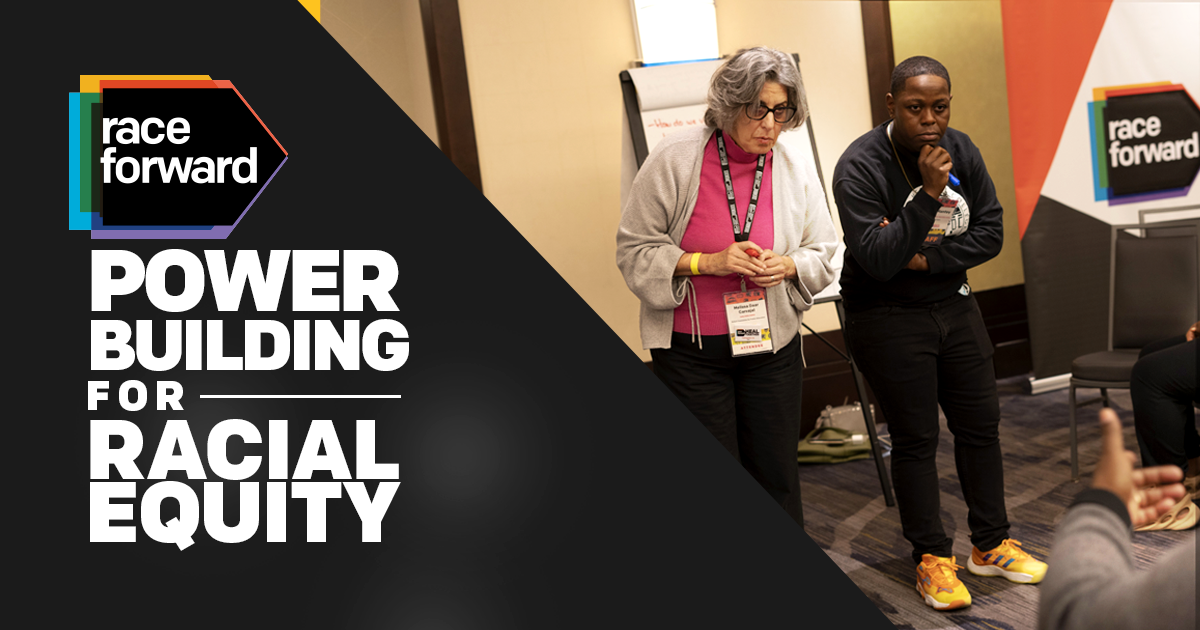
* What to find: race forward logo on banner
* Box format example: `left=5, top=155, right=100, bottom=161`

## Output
left=68, top=76, right=288, bottom=239
left=1089, top=82, right=1200, bottom=202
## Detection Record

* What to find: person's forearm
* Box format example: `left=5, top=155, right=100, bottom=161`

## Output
left=921, top=227, right=1002, bottom=274
left=674, top=252, right=703, bottom=276
left=836, top=182, right=939, bottom=281
left=920, top=194, right=1002, bottom=274
left=923, top=147, right=1004, bottom=274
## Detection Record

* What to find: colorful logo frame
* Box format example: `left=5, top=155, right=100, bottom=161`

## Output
left=69, top=75, right=287, bottom=239
left=1088, top=81, right=1198, bottom=205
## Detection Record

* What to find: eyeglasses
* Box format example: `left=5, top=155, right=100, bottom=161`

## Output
left=744, top=103, right=798, bottom=124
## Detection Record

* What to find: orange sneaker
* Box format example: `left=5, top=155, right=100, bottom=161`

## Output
left=916, top=554, right=972, bottom=611
left=968, top=539, right=1048, bottom=584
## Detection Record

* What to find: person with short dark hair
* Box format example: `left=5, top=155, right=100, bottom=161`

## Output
left=617, top=47, right=838, bottom=527
left=831, top=55, right=1046, bottom=610
left=889, top=55, right=952, bottom=97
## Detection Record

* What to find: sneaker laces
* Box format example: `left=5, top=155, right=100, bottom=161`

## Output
left=925, top=557, right=963, bottom=590
left=988, top=537, right=1036, bottom=561
left=995, top=539, right=1031, bottom=560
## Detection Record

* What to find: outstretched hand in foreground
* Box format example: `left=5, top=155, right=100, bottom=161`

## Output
left=1092, top=408, right=1187, bottom=528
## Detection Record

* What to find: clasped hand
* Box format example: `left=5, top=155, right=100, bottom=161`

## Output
left=705, top=241, right=793, bottom=288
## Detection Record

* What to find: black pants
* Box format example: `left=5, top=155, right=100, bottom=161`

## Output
left=844, top=293, right=1009, bottom=563
left=1132, top=335, right=1199, bottom=469
left=652, top=332, right=805, bottom=527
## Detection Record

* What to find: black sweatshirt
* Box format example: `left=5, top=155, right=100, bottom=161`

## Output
left=832, top=122, right=1004, bottom=310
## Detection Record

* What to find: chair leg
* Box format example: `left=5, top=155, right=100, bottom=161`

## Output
left=1100, top=387, right=1109, bottom=408
left=1069, top=385, right=1079, bottom=481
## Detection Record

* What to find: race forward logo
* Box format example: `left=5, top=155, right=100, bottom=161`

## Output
left=1088, top=82, right=1200, bottom=204
left=69, top=76, right=288, bottom=238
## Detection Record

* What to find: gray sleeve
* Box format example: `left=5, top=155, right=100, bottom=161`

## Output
left=783, top=151, right=837, bottom=310
left=1038, top=503, right=1197, bottom=630
left=615, top=140, right=692, bottom=311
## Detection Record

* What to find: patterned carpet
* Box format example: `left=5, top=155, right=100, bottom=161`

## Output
left=799, top=376, right=1196, bottom=629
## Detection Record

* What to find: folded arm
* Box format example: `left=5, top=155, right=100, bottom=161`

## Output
left=836, top=180, right=939, bottom=281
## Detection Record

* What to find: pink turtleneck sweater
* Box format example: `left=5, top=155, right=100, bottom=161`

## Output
left=673, top=130, right=775, bottom=335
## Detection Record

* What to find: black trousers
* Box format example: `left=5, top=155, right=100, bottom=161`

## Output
left=1132, top=335, right=1199, bottom=469
left=844, top=293, right=1009, bottom=563
left=652, top=332, right=805, bottom=528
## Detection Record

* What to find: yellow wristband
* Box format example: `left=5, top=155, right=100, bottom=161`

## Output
left=690, top=252, right=702, bottom=276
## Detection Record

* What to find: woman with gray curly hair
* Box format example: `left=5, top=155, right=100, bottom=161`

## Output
left=616, top=47, right=838, bottom=527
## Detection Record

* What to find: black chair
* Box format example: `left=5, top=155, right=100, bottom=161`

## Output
left=1067, top=220, right=1200, bottom=480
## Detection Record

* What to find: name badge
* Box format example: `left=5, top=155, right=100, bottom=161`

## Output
left=724, top=289, right=773, bottom=357
left=925, top=191, right=957, bottom=247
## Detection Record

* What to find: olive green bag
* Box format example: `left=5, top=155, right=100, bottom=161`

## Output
left=796, top=426, right=872, bottom=464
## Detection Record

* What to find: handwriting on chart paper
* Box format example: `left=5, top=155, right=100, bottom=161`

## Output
left=641, top=103, right=708, bottom=153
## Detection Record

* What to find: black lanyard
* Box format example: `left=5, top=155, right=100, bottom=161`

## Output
left=715, top=132, right=766, bottom=243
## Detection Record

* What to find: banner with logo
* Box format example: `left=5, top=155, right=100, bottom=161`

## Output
left=1002, top=0, right=1200, bottom=381
left=17, top=1, right=894, bottom=627
left=70, top=77, right=288, bottom=237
